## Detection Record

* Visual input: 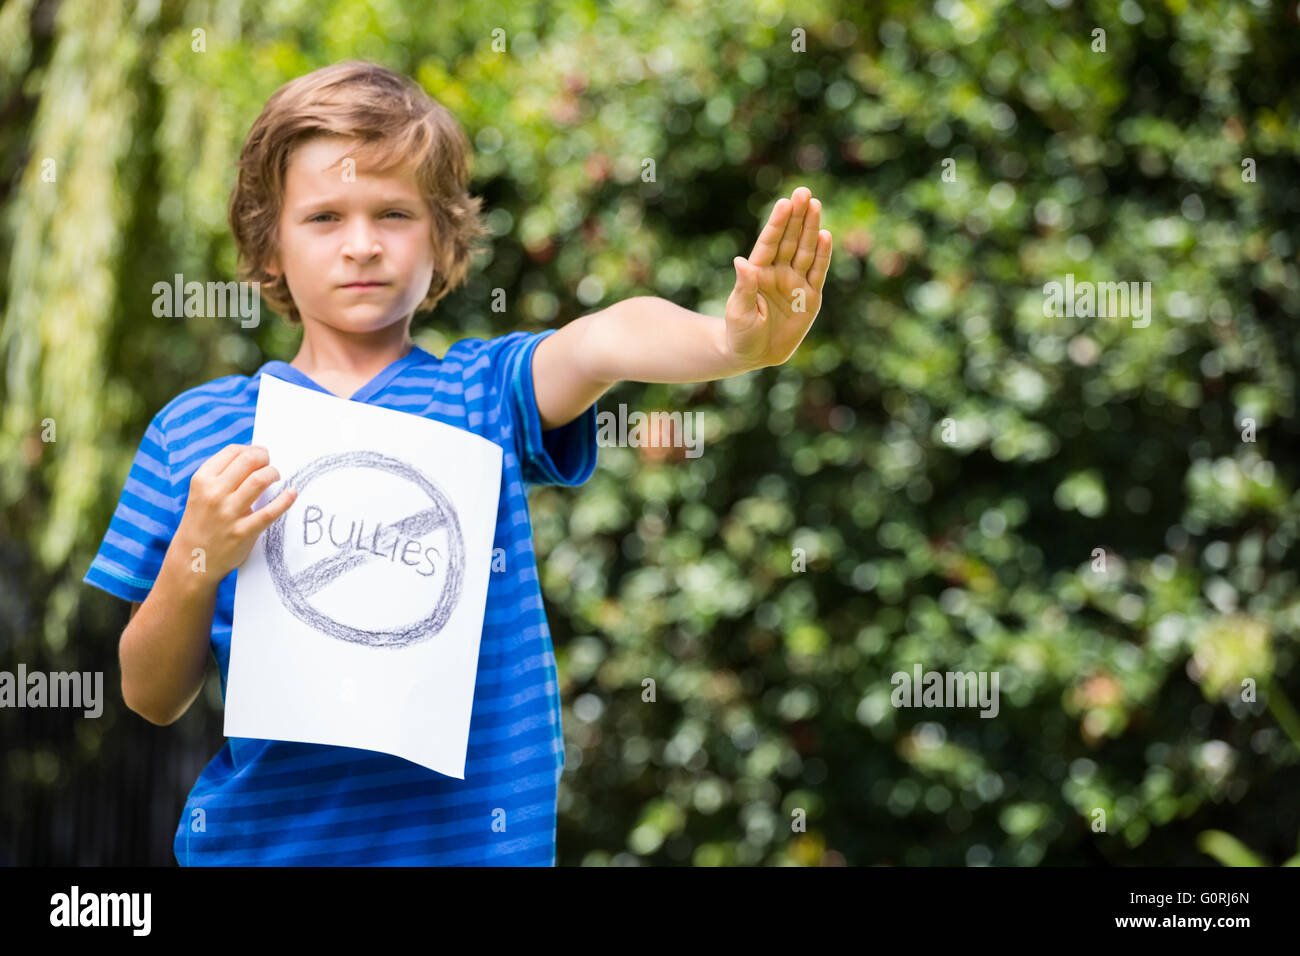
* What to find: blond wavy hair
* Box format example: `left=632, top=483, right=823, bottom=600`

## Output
left=228, top=60, right=490, bottom=324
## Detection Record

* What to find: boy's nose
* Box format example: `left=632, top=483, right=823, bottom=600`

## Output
left=342, top=222, right=381, bottom=261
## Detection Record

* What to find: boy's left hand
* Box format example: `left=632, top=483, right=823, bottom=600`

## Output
left=724, top=186, right=833, bottom=372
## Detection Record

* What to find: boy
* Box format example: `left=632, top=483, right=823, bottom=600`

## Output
left=83, top=60, right=831, bottom=865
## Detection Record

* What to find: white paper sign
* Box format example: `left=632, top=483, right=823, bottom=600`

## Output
left=224, top=372, right=503, bottom=778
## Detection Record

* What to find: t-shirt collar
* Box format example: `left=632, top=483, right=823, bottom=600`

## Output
left=256, top=344, right=428, bottom=402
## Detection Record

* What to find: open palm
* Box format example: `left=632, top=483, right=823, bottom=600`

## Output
left=724, top=186, right=833, bottom=370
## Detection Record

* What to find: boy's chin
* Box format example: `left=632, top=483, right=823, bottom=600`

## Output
left=310, top=310, right=409, bottom=333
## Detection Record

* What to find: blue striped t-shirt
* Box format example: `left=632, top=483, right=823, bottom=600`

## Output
left=82, top=330, right=598, bottom=865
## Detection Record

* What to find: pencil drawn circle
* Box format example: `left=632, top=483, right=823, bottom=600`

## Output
left=264, top=451, right=465, bottom=648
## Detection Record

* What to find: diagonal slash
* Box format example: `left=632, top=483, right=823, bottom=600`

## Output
left=290, top=506, right=450, bottom=599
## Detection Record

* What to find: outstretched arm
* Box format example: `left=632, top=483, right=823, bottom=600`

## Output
left=531, top=186, right=833, bottom=430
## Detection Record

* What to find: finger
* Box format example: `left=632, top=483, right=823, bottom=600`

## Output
left=239, top=486, right=298, bottom=539
left=196, top=445, right=247, bottom=484
left=775, top=187, right=811, bottom=267
left=807, top=230, right=833, bottom=291
left=213, top=445, right=270, bottom=497
left=791, top=197, right=822, bottom=275
left=230, top=463, right=282, bottom=515
left=748, top=198, right=791, bottom=266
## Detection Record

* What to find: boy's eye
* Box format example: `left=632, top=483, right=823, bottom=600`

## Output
left=307, top=212, right=409, bottom=222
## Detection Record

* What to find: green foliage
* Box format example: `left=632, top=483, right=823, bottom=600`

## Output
left=1197, top=827, right=1300, bottom=867
left=2, top=0, right=1298, bottom=865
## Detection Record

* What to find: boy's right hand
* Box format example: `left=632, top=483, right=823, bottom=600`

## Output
left=173, top=444, right=298, bottom=581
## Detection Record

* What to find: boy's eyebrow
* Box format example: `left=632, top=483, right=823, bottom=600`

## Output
left=290, top=195, right=423, bottom=212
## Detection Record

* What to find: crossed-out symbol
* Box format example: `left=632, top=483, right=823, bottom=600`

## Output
left=264, top=450, right=465, bottom=649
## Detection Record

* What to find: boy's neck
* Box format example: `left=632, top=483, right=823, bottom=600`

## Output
left=289, top=320, right=414, bottom=379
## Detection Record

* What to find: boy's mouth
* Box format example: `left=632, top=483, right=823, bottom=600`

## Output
left=340, top=281, right=389, bottom=290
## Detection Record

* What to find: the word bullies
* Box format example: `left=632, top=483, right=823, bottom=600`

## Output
left=891, top=665, right=1000, bottom=718
left=1042, top=273, right=1153, bottom=328
left=596, top=403, right=704, bottom=458
left=301, top=504, right=442, bottom=577
left=50, top=886, right=151, bottom=936
left=0, top=666, right=102, bottom=718
left=152, top=273, right=260, bottom=328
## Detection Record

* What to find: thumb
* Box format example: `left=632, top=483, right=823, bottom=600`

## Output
left=732, top=257, right=758, bottom=314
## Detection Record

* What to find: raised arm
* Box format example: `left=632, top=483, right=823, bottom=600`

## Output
left=531, top=186, right=832, bottom=430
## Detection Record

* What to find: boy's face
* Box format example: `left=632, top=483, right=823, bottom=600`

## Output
left=268, top=135, right=434, bottom=335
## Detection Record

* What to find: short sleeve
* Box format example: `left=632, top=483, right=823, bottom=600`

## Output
left=83, top=409, right=183, bottom=603
left=500, top=329, right=599, bottom=488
